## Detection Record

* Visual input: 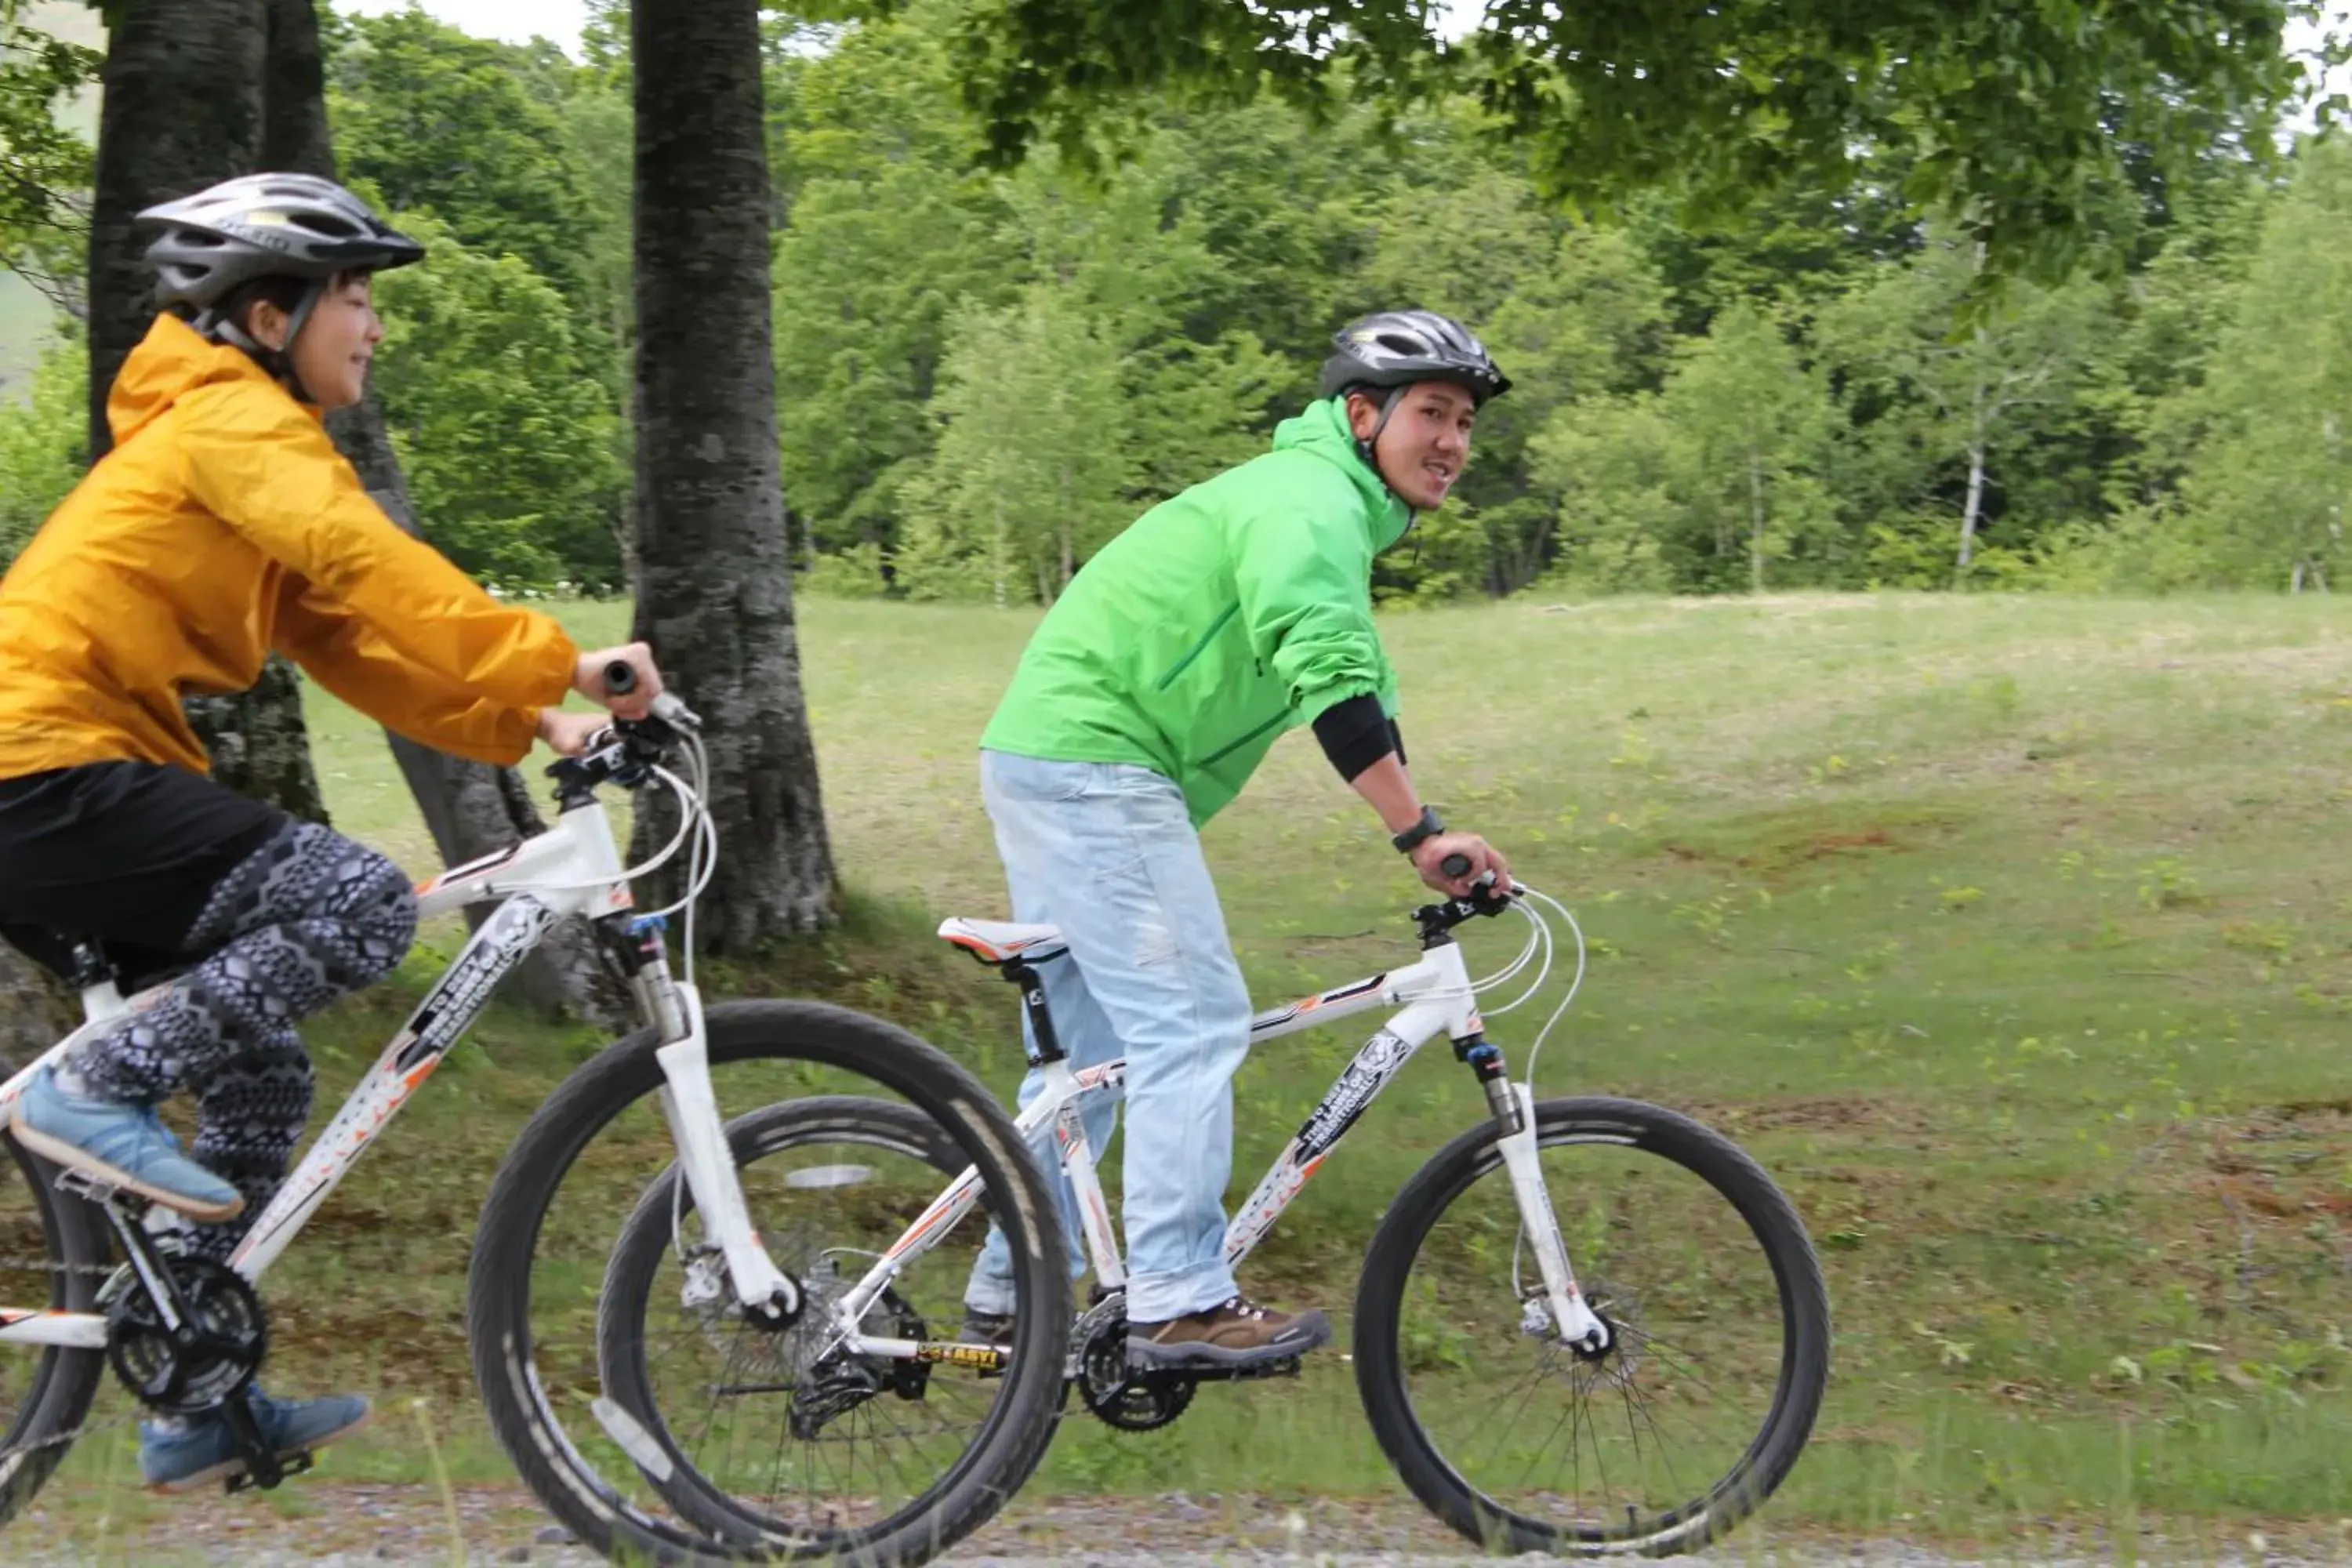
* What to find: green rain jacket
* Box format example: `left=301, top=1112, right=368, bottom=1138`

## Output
left=981, top=397, right=1410, bottom=826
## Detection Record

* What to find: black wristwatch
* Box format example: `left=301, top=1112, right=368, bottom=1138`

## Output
left=1392, top=806, right=1445, bottom=856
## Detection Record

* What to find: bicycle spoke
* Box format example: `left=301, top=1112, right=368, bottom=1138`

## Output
left=1378, top=1105, right=1821, bottom=1551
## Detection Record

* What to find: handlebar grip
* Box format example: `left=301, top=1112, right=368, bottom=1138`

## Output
left=603, top=659, right=638, bottom=696
left=1439, top=852, right=1472, bottom=880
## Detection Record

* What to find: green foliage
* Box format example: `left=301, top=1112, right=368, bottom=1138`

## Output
left=1530, top=394, right=1682, bottom=593
left=1356, top=142, right=1672, bottom=596
left=2143, top=139, right=2352, bottom=592
left=368, top=215, right=626, bottom=592
left=895, top=285, right=1130, bottom=603
left=0, top=328, right=84, bottom=562
left=27, top=0, right=2316, bottom=605
left=321, top=8, right=633, bottom=593
left=0, top=6, right=97, bottom=312
left=329, top=10, right=597, bottom=297
left=766, top=5, right=2315, bottom=606
left=1660, top=302, right=1836, bottom=591
left=1818, top=233, right=2113, bottom=583
left=769, top=6, right=1017, bottom=550
left=800, top=539, right=892, bottom=599
left=920, top=0, right=2309, bottom=283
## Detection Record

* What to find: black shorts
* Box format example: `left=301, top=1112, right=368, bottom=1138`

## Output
left=0, top=760, right=285, bottom=982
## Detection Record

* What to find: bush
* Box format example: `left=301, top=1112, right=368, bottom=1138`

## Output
left=800, top=543, right=895, bottom=600
left=0, top=332, right=86, bottom=568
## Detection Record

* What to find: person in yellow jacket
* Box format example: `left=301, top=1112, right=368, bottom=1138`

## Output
left=0, top=172, right=662, bottom=1493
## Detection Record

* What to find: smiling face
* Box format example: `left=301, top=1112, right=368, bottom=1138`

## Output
left=247, top=271, right=382, bottom=411
left=1346, top=380, right=1478, bottom=510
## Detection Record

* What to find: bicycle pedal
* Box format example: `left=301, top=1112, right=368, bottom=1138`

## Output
left=1219, top=1356, right=1303, bottom=1383
left=52, top=1167, right=121, bottom=1204
left=225, top=1450, right=312, bottom=1494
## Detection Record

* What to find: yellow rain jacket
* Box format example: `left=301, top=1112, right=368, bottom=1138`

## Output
left=0, top=314, right=579, bottom=781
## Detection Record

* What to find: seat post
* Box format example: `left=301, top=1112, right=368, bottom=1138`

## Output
left=1000, top=958, right=1065, bottom=1065
left=66, top=941, right=113, bottom=993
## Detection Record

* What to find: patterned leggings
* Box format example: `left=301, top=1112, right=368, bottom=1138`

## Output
left=64, top=819, right=418, bottom=1261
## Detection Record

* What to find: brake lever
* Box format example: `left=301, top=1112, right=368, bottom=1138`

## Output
left=648, top=691, right=700, bottom=729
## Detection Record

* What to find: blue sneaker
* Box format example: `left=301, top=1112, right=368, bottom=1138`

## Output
left=8, top=1066, right=244, bottom=1221
left=140, top=1385, right=372, bottom=1493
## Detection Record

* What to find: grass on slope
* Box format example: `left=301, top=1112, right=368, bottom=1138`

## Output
left=18, top=590, right=2352, bottom=1554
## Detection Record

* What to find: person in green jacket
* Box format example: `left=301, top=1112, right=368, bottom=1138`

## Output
left=962, top=309, right=1516, bottom=1369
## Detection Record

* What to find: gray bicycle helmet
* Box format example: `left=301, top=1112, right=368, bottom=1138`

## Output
left=136, top=173, right=423, bottom=398
left=139, top=172, right=423, bottom=318
left=1317, top=308, right=1512, bottom=406
left=1318, top=310, right=1510, bottom=503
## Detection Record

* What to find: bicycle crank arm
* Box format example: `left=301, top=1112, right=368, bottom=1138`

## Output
left=1494, top=1083, right=1610, bottom=1350
left=219, top=1392, right=291, bottom=1491
left=652, top=983, right=800, bottom=1321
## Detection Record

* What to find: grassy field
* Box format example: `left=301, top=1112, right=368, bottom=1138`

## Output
left=20, top=590, right=2352, bottom=1553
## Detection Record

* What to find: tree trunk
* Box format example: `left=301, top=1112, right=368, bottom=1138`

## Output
left=89, top=0, right=332, bottom=823
left=260, top=0, right=619, bottom=1024
left=632, top=0, right=835, bottom=945
left=1957, top=440, right=1987, bottom=579
left=183, top=663, right=329, bottom=822
left=260, top=0, right=332, bottom=171
left=1955, top=338, right=1989, bottom=583
left=0, top=942, right=76, bottom=1075
left=1747, top=448, right=1767, bottom=594
left=87, top=0, right=263, bottom=463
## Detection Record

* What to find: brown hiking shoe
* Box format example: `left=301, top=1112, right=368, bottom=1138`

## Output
left=1127, top=1294, right=1332, bottom=1369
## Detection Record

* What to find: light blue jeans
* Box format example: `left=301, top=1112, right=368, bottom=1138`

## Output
left=962, top=749, right=1253, bottom=1324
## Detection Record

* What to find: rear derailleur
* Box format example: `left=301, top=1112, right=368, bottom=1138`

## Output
left=60, top=1170, right=298, bottom=1492
left=1069, top=1290, right=1301, bottom=1434
left=784, top=1284, right=930, bottom=1441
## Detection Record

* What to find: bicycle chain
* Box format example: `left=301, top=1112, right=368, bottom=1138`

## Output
left=0, top=1253, right=154, bottom=1468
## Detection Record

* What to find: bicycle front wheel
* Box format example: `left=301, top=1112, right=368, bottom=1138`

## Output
left=469, top=1000, right=1069, bottom=1566
left=1354, top=1097, right=1829, bottom=1559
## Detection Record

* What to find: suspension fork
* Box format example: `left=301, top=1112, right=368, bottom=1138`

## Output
left=615, top=921, right=800, bottom=1321
left=1457, top=1032, right=1610, bottom=1352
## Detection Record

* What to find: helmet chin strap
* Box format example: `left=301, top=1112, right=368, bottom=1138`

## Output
left=202, top=280, right=326, bottom=405
left=1350, top=385, right=1421, bottom=543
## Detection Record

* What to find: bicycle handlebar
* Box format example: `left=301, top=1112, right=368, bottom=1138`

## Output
left=601, top=658, right=700, bottom=730
left=1438, top=852, right=1505, bottom=901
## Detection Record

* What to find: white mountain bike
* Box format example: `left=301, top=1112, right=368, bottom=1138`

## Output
left=761, top=869, right=1832, bottom=1558
left=0, top=671, right=1072, bottom=1566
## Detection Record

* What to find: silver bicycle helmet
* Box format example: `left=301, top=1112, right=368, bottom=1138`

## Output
left=137, top=173, right=423, bottom=400
left=1318, top=310, right=1511, bottom=503
left=1318, top=309, right=1512, bottom=406
left=138, top=172, right=423, bottom=320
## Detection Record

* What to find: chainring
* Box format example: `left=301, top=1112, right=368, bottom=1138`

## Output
left=102, top=1255, right=267, bottom=1416
left=1073, top=1290, right=1194, bottom=1433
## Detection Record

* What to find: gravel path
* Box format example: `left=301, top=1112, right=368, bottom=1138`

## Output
left=0, top=1485, right=2340, bottom=1567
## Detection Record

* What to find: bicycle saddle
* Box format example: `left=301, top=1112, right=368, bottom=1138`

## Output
left=936, top=917, right=1068, bottom=965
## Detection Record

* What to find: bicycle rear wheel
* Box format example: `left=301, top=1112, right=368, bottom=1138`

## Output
left=469, top=1000, right=1069, bottom=1566
left=597, top=1096, right=1041, bottom=1544
left=0, top=1129, right=107, bottom=1528
left=1353, top=1097, right=1828, bottom=1559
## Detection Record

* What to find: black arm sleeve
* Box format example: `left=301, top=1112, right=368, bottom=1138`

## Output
left=1312, top=692, right=1399, bottom=782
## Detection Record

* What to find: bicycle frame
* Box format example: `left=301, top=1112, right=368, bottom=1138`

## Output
left=0, top=787, right=796, bottom=1352
left=838, top=927, right=1611, bottom=1360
